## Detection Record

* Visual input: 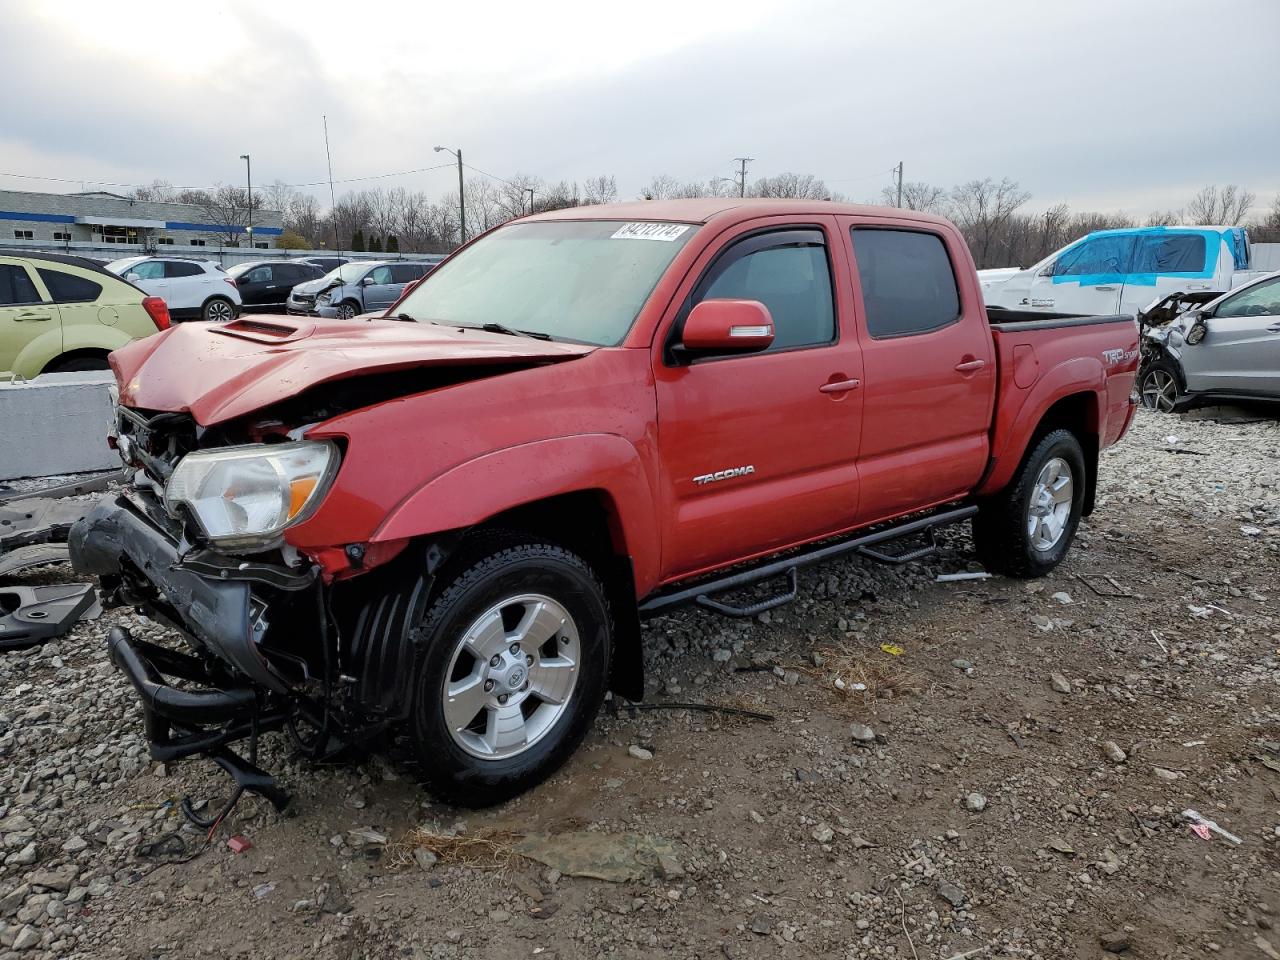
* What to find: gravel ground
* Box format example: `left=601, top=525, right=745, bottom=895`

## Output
left=2, top=406, right=1278, bottom=960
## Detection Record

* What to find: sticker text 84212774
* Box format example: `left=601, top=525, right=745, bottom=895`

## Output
left=610, top=222, right=691, bottom=242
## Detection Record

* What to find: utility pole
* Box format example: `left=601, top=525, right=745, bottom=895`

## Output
left=524, top=187, right=535, bottom=215
left=239, top=154, right=252, bottom=247
left=434, top=146, right=466, bottom=244
left=733, top=157, right=754, bottom=198
left=894, top=161, right=904, bottom=208
left=323, top=116, right=339, bottom=255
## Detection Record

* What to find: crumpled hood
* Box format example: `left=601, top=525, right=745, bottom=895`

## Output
left=111, top=316, right=596, bottom=425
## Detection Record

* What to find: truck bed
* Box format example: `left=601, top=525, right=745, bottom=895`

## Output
left=986, top=306, right=1133, bottom=330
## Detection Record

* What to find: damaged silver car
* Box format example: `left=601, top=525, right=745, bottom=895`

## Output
left=1139, top=271, right=1280, bottom=412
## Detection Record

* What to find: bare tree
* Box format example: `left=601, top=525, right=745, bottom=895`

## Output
left=582, top=175, right=618, bottom=205
left=748, top=172, right=831, bottom=200
left=128, top=179, right=176, bottom=202
left=1248, top=194, right=1280, bottom=243
left=284, top=192, right=322, bottom=244
left=641, top=175, right=682, bottom=201
left=1186, top=184, right=1255, bottom=225
left=878, top=181, right=949, bottom=213
left=949, top=177, right=1032, bottom=268
left=464, top=178, right=505, bottom=232
left=1144, top=209, right=1183, bottom=227
left=182, top=185, right=251, bottom=244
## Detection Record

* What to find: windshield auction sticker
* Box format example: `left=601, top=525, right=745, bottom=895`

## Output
left=610, top=222, right=691, bottom=242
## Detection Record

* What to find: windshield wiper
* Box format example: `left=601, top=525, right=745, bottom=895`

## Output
left=471, top=322, right=553, bottom=341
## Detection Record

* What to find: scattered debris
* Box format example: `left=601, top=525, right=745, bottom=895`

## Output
left=935, top=571, right=992, bottom=582
left=395, top=827, right=520, bottom=869
left=627, top=744, right=654, bottom=761
left=1047, top=838, right=1075, bottom=855
left=1074, top=573, right=1132, bottom=598
left=0, top=542, right=70, bottom=579
left=1241, top=525, right=1263, bottom=537
left=1050, top=591, right=1074, bottom=605
left=1153, top=767, right=1181, bottom=782
left=850, top=722, right=877, bottom=744
left=252, top=881, right=276, bottom=899
left=0, top=583, right=99, bottom=652
left=811, top=824, right=835, bottom=843
left=1182, top=809, right=1242, bottom=845
left=1049, top=672, right=1072, bottom=694
left=965, top=792, right=988, bottom=812
left=1103, top=741, right=1128, bottom=764
left=513, top=832, right=681, bottom=883
left=936, top=878, right=966, bottom=907
left=879, top=642, right=904, bottom=656
left=347, top=828, right=388, bottom=846
left=227, top=835, right=253, bottom=854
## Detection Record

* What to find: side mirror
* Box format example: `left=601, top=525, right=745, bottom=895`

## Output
left=681, top=299, right=774, bottom=354
left=125, top=272, right=141, bottom=282
left=361, top=276, right=376, bottom=286
left=1184, top=313, right=1208, bottom=345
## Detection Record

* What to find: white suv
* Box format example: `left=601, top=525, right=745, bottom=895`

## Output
left=106, top=257, right=242, bottom=323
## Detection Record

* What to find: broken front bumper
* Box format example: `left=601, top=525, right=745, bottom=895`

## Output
left=69, top=495, right=303, bottom=694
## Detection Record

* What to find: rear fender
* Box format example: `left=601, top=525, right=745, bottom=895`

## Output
left=373, top=434, right=660, bottom=597
left=978, top=357, right=1104, bottom=498
left=9, top=326, right=66, bottom=379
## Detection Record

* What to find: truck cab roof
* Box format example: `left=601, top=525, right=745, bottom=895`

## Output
left=526, top=198, right=953, bottom=229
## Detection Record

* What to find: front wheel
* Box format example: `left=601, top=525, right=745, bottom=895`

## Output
left=336, top=301, right=359, bottom=320
left=407, top=538, right=612, bottom=807
left=973, top=429, right=1087, bottom=578
left=1139, top=360, right=1181, bottom=413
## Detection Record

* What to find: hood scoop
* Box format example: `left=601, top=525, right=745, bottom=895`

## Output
left=213, top=319, right=315, bottom=344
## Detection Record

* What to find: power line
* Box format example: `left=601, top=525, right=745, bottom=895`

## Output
left=0, top=162, right=457, bottom=194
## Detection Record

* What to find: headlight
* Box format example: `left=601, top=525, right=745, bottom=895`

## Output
left=317, top=293, right=331, bottom=303
left=165, top=441, right=338, bottom=549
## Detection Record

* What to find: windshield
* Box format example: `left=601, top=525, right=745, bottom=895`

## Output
left=393, top=220, right=697, bottom=345
left=319, top=263, right=370, bottom=285
left=226, top=263, right=254, bottom=278
left=105, top=258, right=143, bottom=275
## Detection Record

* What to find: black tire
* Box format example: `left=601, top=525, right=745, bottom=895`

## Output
left=44, top=355, right=110, bottom=373
left=408, top=538, right=612, bottom=807
left=336, top=300, right=360, bottom=320
left=1139, top=359, right=1182, bottom=413
left=202, top=297, right=235, bottom=323
left=973, top=429, right=1087, bottom=579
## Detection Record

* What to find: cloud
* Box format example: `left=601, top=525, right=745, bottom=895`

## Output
left=2, top=0, right=1277, bottom=215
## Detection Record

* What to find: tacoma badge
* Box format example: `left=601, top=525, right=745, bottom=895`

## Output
left=693, top=465, right=755, bottom=485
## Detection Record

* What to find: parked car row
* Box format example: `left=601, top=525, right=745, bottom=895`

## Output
left=1, top=252, right=169, bottom=379
left=287, top=260, right=435, bottom=319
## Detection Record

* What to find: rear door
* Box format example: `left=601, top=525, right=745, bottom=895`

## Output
left=654, top=219, right=864, bottom=579
left=0, top=262, right=57, bottom=378
left=36, top=266, right=103, bottom=347
left=839, top=218, right=995, bottom=524
left=1120, top=230, right=1216, bottom=315
left=1182, top=275, right=1280, bottom=395
left=163, top=260, right=211, bottom=311
left=363, top=265, right=398, bottom=310
left=1025, top=232, right=1134, bottom=315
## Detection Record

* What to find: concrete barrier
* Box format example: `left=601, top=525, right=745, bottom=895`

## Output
left=0, top=372, right=118, bottom=481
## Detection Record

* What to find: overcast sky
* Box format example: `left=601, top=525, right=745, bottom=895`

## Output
left=3, top=0, right=1278, bottom=217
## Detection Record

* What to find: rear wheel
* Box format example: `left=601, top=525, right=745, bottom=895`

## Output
left=1139, top=360, right=1181, bottom=412
left=202, top=297, right=235, bottom=323
left=973, top=429, right=1087, bottom=578
left=407, top=538, right=611, bottom=807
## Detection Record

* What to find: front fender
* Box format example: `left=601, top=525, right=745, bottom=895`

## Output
left=978, top=356, right=1104, bottom=498
left=372, top=434, right=662, bottom=596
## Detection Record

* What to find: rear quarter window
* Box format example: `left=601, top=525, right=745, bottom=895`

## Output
left=37, top=268, right=102, bottom=303
left=851, top=228, right=961, bottom=338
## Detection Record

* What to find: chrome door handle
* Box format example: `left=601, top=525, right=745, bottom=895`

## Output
left=954, top=359, right=987, bottom=373
left=15, top=312, right=53, bottom=322
left=1268, top=321, right=1280, bottom=333
left=1094, top=285, right=1117, bottom=291
left=819, top=378, right=861, bottom=394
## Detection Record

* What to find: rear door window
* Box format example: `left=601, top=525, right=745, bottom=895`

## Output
left=165, top=261, right=205, bottom=279
left=391, top=264, right=423, bottom=283
left=0, top=264, right=42, bottom=305
left=1129, top=232, right=1207, bottom=274
left=850, top=228, right=960, bottom=338
left=37, top=268, right=102, bottom=303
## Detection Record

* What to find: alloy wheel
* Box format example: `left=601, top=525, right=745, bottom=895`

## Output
left=1027, top=457, right=1074, bottom=552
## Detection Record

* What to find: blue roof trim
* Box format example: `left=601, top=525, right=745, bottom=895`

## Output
left=165, top=220, right=283, bottom=236
left=0, top=210, right=77, bottom=224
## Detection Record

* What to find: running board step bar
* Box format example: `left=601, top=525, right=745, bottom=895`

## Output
left=639, top=505, right=977, bottom=619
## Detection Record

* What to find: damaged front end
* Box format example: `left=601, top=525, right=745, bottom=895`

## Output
left=69, top=405, right=438, bottom=824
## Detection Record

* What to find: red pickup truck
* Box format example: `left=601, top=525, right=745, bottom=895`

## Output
left=71, top=199, right=1139, bottom=813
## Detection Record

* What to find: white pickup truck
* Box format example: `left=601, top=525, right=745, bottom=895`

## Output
left=980, top=226, right=1264, bottom=317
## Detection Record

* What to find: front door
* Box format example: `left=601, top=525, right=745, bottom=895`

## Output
left=1026, top=232, right=1134, bottom=315
left=0, top=262, right=58, bottom=378
left=840, top=220, right=995, bottom=523
left=654, top=222, right=863, bottom=580
left=1182, top=275, right=1280, bottom=395
left=363, top=265, right=398, bottom=311
left=239, top=265, right=274, bottom=307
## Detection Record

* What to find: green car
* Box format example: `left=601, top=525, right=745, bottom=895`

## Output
left=0, top=252, right=170, bottom=380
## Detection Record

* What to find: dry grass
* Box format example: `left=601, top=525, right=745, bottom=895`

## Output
left=388, top=827, right=523, bottom=869
left=805, top=646, right=925, bottom=711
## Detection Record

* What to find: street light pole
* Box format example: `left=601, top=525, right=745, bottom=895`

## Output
left=524, top=187, right=535, bottom=215
left=434, top=146, right=466, bottom=245
left=239, top=154, right=252, bottom=247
